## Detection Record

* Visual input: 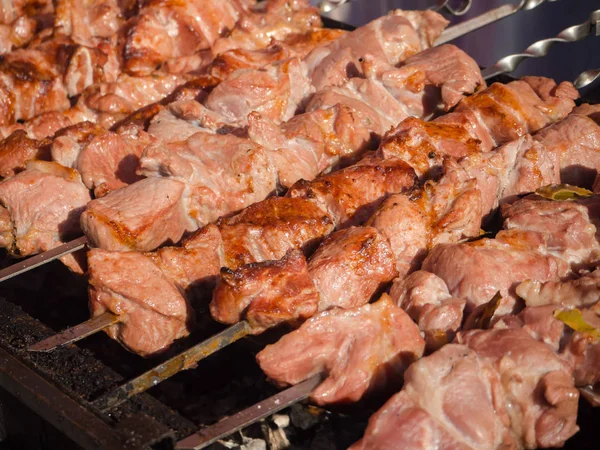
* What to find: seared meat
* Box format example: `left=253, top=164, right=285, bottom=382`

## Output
left=381, top=77, right=578, bottom=179
left=0, top=160, right=91, bottom=271
left=0, top=130, right=49, bottom=178
left=203, top=57, right=312, bottom=126
left=257, top=294, right=425, bottom=405
left=533, top=103, right=600, bottom=187
left=494, top=301, right=600, bottom=389
left=196, top=12, right=452, bottom=129
left=81, top=177, right=195, bottom=252
left=306, top=44, right=485, bottom=137
left=52, top=122, right=152, bottom=197
left=392, top=195, right=600, bottom=339
left=211, top=226, right=397, bottom=332
left=89, top=154, right=415, bottom=352
left=206, top=28, right=346, bottom=81
left=121, top=0, right=251, bottom=76
left=352, top=329, right=579, bottom=450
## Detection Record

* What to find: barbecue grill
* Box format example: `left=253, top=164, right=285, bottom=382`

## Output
left=1, top=1, right=600, bottom=449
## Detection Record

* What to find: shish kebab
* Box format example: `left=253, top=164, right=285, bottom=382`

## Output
left=45, top=6, right=600, bottom=358
left=28, top=32, right=582, bottom=357
left=0, top=7, right=453, bottom=277
left=39, top=72, right=586, bottom=412
left=18, top=0, right=592, bottom=384
left=0, top=0, right=559, bottom=282
left=84, top=38, right=600, bottom=410
left=30, top=38, right=488, bottom=354
left=175, top=102, right=600, bottom=449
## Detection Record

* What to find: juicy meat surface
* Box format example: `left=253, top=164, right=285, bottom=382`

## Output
left=218, top=196, right=335, bottom=271
left=212, top=224, right=397, bottom=332
left=257, top=294, right=425, bottom=405
left=390, top=270, right=465, bottom=349
left=88, top=249, right=191, bottom=356
left=352, top=330, right=579, bottom=450
left=533, top=103, right=600, bottom=187
left=81, top=177, right=195, bottom=252
left=309, top=226, right=397, bottom=312
left=204, top=57, right=312, bottom=126
left=286, top=153, right=417, bottom=228
left=51, top=122, right=150, bottom=197
left=122, top=0, right=249, bottom=76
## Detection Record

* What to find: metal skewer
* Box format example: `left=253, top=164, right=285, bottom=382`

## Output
left=0, top=235, right=88, bottom=283
left=28, top=311, right=120, bottom=352
left=0, top=1, right=562, bottom=286
left=91, top=321, right=252, bottom=411
left=175, top=375, right=322, bottom=450
left=574, top=68, right=600, bottom=89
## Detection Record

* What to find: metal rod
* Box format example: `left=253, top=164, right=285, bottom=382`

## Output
left=481, top=9, right=600, bottom=80
left=92, top=321, right=252, bottom=411
left=435, top=0, right=559, bottom=45
left=175, top=375, right=322, bottom=450
left=0, top=235, right=88, bottom=283
left=28, top=312, right=120, bottom=352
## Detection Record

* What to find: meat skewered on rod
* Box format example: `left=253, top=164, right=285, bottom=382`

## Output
left=0, top=7, right=455, bottom=281
left=83, top=72, right=581, bottom=411
left=0, top=0, right=563, bottom=283
left=176, top=180, right=600, bottom=447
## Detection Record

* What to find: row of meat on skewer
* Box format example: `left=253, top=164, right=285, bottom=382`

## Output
left=1, top=2, right=600, bottom=449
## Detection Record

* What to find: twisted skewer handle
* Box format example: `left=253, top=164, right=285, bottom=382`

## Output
left=574, top=68, right=600, bottom=90
left=482, top=9, right=600, bottom=80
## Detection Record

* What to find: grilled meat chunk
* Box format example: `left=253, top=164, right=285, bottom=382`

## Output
left=257, top=294, right=425, bottom=405
left=516, top=268, right=600, bottom=308
left=305, top=9, right=447, bottom=91
left=89, top=153, right=415, bottom=352
left=391, top=195, right=600, bottom=339
left=88, top=249, right=191, bottom=356
left=0, top=130, right=49, bottom=178
left=211, top=225, right=397, bottom=332
left=352, top=330, right=579, bottom=450
left=122, top=0, right=251, bottom=76
left=495, top=301, right=600, bottom=390
left=0, top=160, right=91, bottom=271
left=533, top=103, right=600, bottom=187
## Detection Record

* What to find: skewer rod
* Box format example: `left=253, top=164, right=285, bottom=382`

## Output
left=28, top=311, right=120, bottom=352
left=175, top=375, right=322, bottom=450
left=92, top=320, right=252, bottom=411
left=0, top=236, right=88, bottom=283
